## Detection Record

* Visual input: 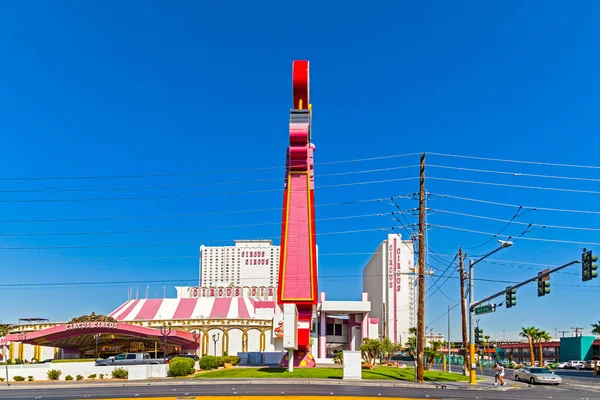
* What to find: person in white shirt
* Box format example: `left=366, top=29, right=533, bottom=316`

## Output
left=493, top=362, right=506, bottom=386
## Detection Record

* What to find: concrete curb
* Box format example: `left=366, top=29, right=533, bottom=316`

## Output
left=0, top=377, right=529, bottom=391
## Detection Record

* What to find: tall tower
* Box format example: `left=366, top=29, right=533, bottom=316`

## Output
left=277, top=60, right=318, bottom=367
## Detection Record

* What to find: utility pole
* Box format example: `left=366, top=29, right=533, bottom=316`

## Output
left=416, top=152, right=426, bottom=383
left=572, top=327, right=584, bottom=337
left=447, top=304, right=451, bottom=373
left=145, top=285, right=149, bottom=299
left=458, top=248, right=469, bottom=375
left=559, top=330, right=569, bottom=338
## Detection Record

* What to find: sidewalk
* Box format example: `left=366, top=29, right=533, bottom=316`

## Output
left=0, top=375, right=529, bottom=391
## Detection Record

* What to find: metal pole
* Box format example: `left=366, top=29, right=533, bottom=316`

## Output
left=469, top=259, right=476, bottom=384
left=447, top=305, right=451, bottom=373
left=3, top=345, right=9, bottom=386
left=458, top=248, right=469, bottom=376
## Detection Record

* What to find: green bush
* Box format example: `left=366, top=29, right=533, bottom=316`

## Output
left=199, top=355, right=221, bottom=370
left=76, top=374, right=84, bottom=381
left=14, top=358, right=22, bottom=365
left=0, top=377, right=4, bottom=382
left=88, top=374, right=97, bottom=379
left=27, top=376, right=34, bottom=382
left=222, top=356, right=240, bottom=366
left=168, top=357, right=195, bottom=377
left=111, top=367, right=128, bottom=379
left=13, top=376, right=25, bottom=381
left=65, top=375, right=73, bottom=381
left=47, top=369, right=62, bottom=380
left=99, top=373, right=104, bottom=379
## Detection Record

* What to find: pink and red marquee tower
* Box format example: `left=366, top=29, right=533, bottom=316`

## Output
left=277, top=60, right=318, bottom=368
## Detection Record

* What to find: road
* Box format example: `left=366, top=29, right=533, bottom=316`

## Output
left=1, top=382, right=599, bottom=400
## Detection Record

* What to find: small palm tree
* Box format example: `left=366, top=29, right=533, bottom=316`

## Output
left=591, top=321, right=600, bottom=336
left=537, top=330, right=552, bottom=366
left=520, top=327, right=539, bottom=366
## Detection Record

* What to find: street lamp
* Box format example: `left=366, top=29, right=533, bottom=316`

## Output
left=468, top=240, right=513, bottom=385
left=160, top=323, right=172, bottom=363
left=191, top=331, right=200, bottom=357
left=212, top=333, right=220, bottom=357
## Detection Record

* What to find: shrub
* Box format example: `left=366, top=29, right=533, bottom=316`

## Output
left=13, top=376, right=25, bottom=382
left=14, top=358, right=22, bottom=365
left=169, top=357, right=196, bottom=377
left=27, top=376, right=34, bottom=382
left=76, top=374, right=84, bottom=381
left=65, top=375, right=73, bottom=381
left=111, top=367, right=128, bottom=379
left=47, top=369, right=62, bottom=380
left=222, top=356, right=240, bottom=366
left=199, top=355, right=221, bottom=370
left=99, top=374, right=104, bottom=379
left=88, top=374, right=97, bottom=380
left=31, top=358, right=38, bottom=364
left=0, top=377, right=4, bottom=382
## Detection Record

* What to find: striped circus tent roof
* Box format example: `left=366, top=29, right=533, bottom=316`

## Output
left=108, top=297, right=277, bottom=321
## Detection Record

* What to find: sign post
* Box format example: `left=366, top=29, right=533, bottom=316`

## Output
left=282, top=304, right=298, bottom=373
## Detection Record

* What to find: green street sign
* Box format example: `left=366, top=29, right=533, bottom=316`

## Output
left=474, top=304, right=495, bottom=315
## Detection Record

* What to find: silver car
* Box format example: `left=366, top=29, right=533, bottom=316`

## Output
left=514, top=367, right=562, bottom=385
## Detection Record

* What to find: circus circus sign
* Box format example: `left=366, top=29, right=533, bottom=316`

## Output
left=65, top=321, right=119, bottom=330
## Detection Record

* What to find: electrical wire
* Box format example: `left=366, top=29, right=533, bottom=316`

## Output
left=432, top=193, right=600, bottom=216
left=431, top=224, right=600, bottom=247
left=429, top=164, right=600, bottom=183
left=429, top=177, right=600, bottom=195
left=0, top=152, right=422, bottom=181
left=0, top=177, right=419, bottom=203
left=428, top=152, right=600, bottom=170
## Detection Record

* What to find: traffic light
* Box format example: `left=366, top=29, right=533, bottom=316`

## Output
left=537, top=273, right=551, bottom=297
left=474, top=327, right=483, bottom=346
left=582, top=249, right=598, bottom=282
left=505, top=287, right=517, bottom=308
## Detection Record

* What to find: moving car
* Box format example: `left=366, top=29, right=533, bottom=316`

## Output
left=514, top=367, right=562, bottom=385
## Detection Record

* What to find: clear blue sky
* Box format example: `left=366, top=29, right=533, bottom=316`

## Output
left=0, top=1, right=599, bottom=341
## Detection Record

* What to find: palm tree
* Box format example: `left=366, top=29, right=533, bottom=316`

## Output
left=537, top=330, right=552, bottom=367
left=483, top=335, right=491, bottom=363
left=520, top=327, right=539, bottom=366
left=591, top=321, right=600, bottom=336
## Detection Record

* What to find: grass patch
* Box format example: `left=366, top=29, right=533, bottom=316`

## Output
left=194, top=366, right=469, bottom=382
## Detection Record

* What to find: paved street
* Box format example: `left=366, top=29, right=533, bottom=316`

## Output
left=2, top=380, right=600, bottom=400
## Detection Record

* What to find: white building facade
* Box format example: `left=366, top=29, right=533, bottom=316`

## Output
left=199, top=240, right=280, bottom=288
left=362, top=233, right=416, bottom=345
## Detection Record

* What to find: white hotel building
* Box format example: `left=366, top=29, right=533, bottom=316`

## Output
left=362, top=233, right=417, bottom=345
left=199, top=240, right=280, bottom=288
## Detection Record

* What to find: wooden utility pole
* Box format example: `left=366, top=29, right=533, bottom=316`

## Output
left=416, top=153, right=426, bottom=383
left=459, top=248, right=469, bottom=375
left=572, top=327, right=584, bottom=337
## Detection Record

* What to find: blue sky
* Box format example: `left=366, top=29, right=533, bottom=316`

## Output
left=0, top=1, right=599, bottom=341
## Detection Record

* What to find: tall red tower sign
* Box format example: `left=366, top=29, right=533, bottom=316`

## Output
left=277, top=60, right=318, bottom=367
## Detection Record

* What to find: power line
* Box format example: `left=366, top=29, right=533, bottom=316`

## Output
left=432, top=224, right=600, bottom=247
left=432, top=209, right=600, bottom=233
left=0, top=152, right=422, bottom=181
left=429, top=176, right=600, bottom=195
left=1, top=165, right=420, bottom=194
left=428, top=152, right=600, bottom=170
left=0, top=196, right=405, bottom=223
left=429, top=164, right=600, bottom=183
left=0, top=177, right=419, bottom=203
left=433, top=193, right=600, bottom=216
left=0, top=212, right=387, bottom=237
left=0, top=226, right=407, bottom=250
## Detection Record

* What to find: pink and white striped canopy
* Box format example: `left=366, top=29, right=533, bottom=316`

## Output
left=108, top=297, right=277, bottom=321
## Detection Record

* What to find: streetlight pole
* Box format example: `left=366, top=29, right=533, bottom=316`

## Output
left=94, top=334, right=101, bottom=359
left=192, top=331, right=200, bottom=357
left=212, top=333, right=220, bottom=357
left=468, top=240, right=513, bottom=385
left=160, top=323, right=172, bottom=364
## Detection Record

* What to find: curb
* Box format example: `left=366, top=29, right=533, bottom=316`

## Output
left=0, top=377, right=529, bottom=391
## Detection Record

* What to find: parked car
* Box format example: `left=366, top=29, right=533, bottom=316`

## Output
left=566, top=360, right=585, bottom=369
left=551, top=362, right=567, bottom=369
left=95, top=352, right=164, bottom=366
left=514, top=367, right=562, bottom=385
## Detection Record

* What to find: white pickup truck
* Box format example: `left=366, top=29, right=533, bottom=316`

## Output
left=95, top=352, right=165, bottom=366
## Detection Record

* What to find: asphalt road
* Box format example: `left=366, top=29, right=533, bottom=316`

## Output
left=1, top=382, right=599, bottom=400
